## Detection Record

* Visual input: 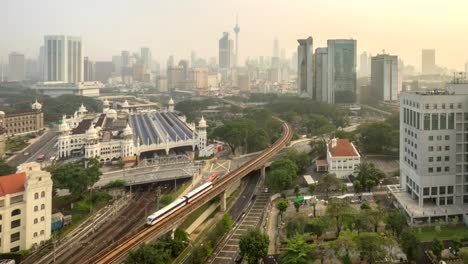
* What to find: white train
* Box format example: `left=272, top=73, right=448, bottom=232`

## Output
left=146, top=182, right=214, bottom=226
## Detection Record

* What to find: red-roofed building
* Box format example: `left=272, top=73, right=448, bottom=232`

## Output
left=326, top=138, right=361, bottom=178
left=0, top=162, right=52, bottom=253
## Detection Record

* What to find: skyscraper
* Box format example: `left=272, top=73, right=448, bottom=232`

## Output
left=44, top=35, right=83, bottom=83
left=314, top=47, right=329, bottom=102
left=272, top=37, right=280, bottom=69
left=140, top=47, right=151, bottom=69
left=371, top=54, right=398, bottom=101
left=421, top=49, right=436, bottom=75
left=83, top=57, right=94, bottom=81
left=359, top=52, right=369, bottom=77
left=233, top=15, right=240, bottom=68
left=8, top=52, right=25, bottom=81
left=38, top=46, right=45, bottom=81
left=94, top=61, right=114, bottom=83
left=191, top=51, right=197, bottom=68
left=297, top=37, right=313, bottom=97
left=219, top=32, right=232, bottom=80
left=327, top=39, right=357, bottom=104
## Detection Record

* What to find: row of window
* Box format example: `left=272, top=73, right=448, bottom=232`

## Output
left=428, top=156, right=450, bottom=162
left=404, top=139, right=418, bottom=150
left=404, top=156, right=417, bottom=170
left=34, top=204, right=46, bottom=211
left=34, top=191, right=46, bottom=200
left=429, top=135, right=450, bottom=141
left=424, top=103, right=460, bottom=110
left=423, top=113, right=455, bottom=131
left=423, top=186, right=454, bottom=196
left=402, top=99, right=420, bottom=108
left=4, top=121, right=37, bottom=127
left=428, top=166, right=450, bottom=173
left=428, top=145, right=450, bottom=151
left=33, top=216, right=45, bottom=224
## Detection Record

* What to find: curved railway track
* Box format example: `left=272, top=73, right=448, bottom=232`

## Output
left=91, top=121, right=293, bottom=264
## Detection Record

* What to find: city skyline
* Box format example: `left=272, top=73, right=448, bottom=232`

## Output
left=2, top=0, right=468, bottom=70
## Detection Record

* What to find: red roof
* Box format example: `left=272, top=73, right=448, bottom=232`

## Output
left=328, top=139, right=360, bottom=157
left=315, top=160, right=328, bottom=166
left=0, top=172, right=26, bottom=196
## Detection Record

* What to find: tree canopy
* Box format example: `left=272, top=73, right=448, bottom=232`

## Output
left=316, top=173, right=340, bottom=199
left=0, top=159, right=16, bottom=176
left=239, top=229, right=269, bottom=264
left=280, top=235, right=312, bottom=264
left=353, top=162, right=385, bottom=192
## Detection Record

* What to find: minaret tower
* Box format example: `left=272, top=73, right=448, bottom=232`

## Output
left=233, top=14, right=240, bottom=68
left=168, top=98, right=175, bottom=112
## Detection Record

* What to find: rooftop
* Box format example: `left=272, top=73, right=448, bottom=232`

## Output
left=0, top=172, right=26, bottom=196
left=328, top=139, right=359, bottom=157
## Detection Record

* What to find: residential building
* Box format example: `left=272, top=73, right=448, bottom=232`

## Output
left=8, top=52, right=25, bottom=82
left=371, top=54, right=398, bottom=101
left=44, top=35, right=83, bottom=83
left=0, top=162, right=53, bottom=252
left=219, top=32, right=232, bottom=81
left=327, top=39, right=357, bottom=104
left=167, top=66, right=185, bottom=90
left=297, top=37, right=313, bottom=97
left=0, top=100, right=44, bottom=136
left=421, top=49, right=436, bottom=75
left=188, top=67, right=208, bottom=89
left=314, top=47, right=329, bottom=102
left=390, top=80, right=468, bottom=225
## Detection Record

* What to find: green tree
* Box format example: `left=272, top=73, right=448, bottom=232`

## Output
left=125, top=241, right=172, bottom=264
left=357, top=232, right=392, bottom=264
left=340, top=184, right=347, bottom=194
left=239, top=229, right=269, bottom=264
left=432, top=238, right=443, bottom=260
left=354, top=162, right=385, bottom=191
left=0, top=159, right=16, bottom=176
left=400, top=229, right=420, bottom=262
left=306, top=217, right=330, bottom=238
left=352, top=180, right=362, bottom=193
left=279, top=235, right=312, bottom=264
left=385, top=210, right=407, bottom=237
left=331, top=230, right=357, bottom=261
left=294, top=185, right=300, bottom=197
left=283, top=149, right=312, bottom=172
left=460, top=248, right=468, bottom=264
left=308, top=184, right=316, bottom=195
left=294, top=201, right=300, bottom=213
left=221, top=214, right=233, bottom=232
left=276, top=200, right=288, bottom=220
left=316, top=173, right=340, bottom=199
left=310, top=139, right=327, bottom=159
left=174, top=228, right=189, bottom=243
left=326, top=199, right=353, bottom=237
left=360, top=201, right=370, bottom=210
left=271, top=159, right=298, bottom=180
left=192, top=243, right=213, bottom=264
left=358, top=121, right=393, bottom=153
left=366, top=209, right=385, bottom=232
left=450, top=235, right=462, bottom=255
left=266, top=169, right=292, bottom=192
left=285, top=215, right=308, bottom=238
left=49, top=160, right=101, bottom=196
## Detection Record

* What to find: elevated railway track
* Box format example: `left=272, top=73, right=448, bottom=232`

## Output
left=90, top=121, right=293, bottom=264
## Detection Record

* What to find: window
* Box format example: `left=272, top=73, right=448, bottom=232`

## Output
left=445, top=135, right=450, bottom=140
left=429, top=136, right=434, bottom=141
left=429, top=157, right=433, bottom=162
left=450, top=103, right=454, bottom=109
left=445, top=146, right=450, bottom=151
left=437, top=146, right=442, bottom=151
left=33, top=232, right=37, bottom=238
left=34, top=218, right=38, bottom=224
left=432, top=113, right=439, bottom=130
left=40, top=204, right=45, bottom=210
left=448, top=186, right=454, bottom=194
left=34, top=193, right=39, bottom=199
left=10, top=246, right=19, bottom=252
left=424, top=114, right=431, bottom=130
left=437, top=156, right=442, bottom=162
left=428, top=167, right=433, bottom=173
left=440, top=113, right=447, bottom=129
left=34, top=206, right=38, bottom=212
left=11, top=220, right=20, bottom=229
left=445, top=166, right=450, bottom=172
left=10, top=232, right=20, bottom=243
left=40, top=216, right=44, bottom=222
left=40, top=230, right=44, bottom=235
left=447, top=197, right=454, bottom=205
left=11, top=209, right=20, bottom=217
left=440, top=186, right=446, bottom=195
left=423, top=187, right=430, bottom=195
left=41, top=191, right=45, bottom=198
left=449, top=113, right=455, bottom=129
left=440, top=197, right=446, bottom=205
left=432, top=187, right=437, bottom=195
left=436, top=167, right=442, bottom=172
left=429, top=146, right=434, bottom=151
left=445, top=156, right=450, bottom=161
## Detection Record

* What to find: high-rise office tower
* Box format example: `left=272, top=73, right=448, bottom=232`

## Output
left=272, top=37, right=280, bottom=69
left=359, top=52, right=369, bottom=77
left=38, top=46, right=45, bottom=81
left=83, top=57, right=94, bottom=81
left=44, top=35, right=83, bottom=83
left=8, top=52, right=25, bottom=81
left=314, top=47, right=329, bottom=102
left=371, top=54, right=398, bottom=102
left=167, top=56, right=175, bottom=69
left=121, top=51, right=130, bottom=68
left=297, top=37, right=313, bottom=97
left=233, top=15, right=240, bottom=68
left=112, top=55, right=121, bottom=74
left=219, top=32, right=232, bottom=80
left=141, top=47, right=151, bottom=69
left=421, top=49, right=436, bottom=75
left=327, top=39, right=357, bottom=104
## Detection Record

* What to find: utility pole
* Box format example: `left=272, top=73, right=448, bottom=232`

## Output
left=155, top=185, right=161, bottom=211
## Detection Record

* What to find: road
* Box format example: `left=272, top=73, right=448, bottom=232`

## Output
left=7, top=128, right=58, bottom=167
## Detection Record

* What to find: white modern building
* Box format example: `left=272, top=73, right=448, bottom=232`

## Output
left=390, top=81, right=468, bottom=225
left=44, top=35, right=83, bottom=83
left=57, top=99, right=208, bottom=162
left=326, top=138, right=360, bottom=178
left=371, top=54, right=398, bottom=102
left=297, top=37, right=313, bottom=97
left=33, top=81, right=103, bottom=97
left=0, top=162, right=52, bottom=253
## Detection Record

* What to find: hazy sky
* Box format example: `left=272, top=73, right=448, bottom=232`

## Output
left=2, top=0, right=468, bottom=70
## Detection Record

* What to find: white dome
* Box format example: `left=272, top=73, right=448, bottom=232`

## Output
left=59, top=122, right=70, bottom=132
left=198, top=116, right=207, bottom=128
left=123, top=124, right=133, bottom=136
left=107, top=109, right=117, bottom=119
left=86, top=126, right=98, bottom=139
left=0, top=111, right=5, bottom=116
left=32, top=99, right=42, bottom=110
left=123, top=100, right=129, bottom=107
left=169, top=98, right=174, bottom=105
left=79, top=103, right=87, bottom=113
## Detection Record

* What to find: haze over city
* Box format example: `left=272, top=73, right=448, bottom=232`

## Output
left=3, top=0, right=468, bottom=70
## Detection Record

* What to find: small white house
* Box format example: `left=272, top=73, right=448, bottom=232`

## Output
left=326, top=138, right=361, bottom=179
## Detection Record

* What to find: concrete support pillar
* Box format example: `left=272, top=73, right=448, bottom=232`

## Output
left=261, top=165, right=266, bottom=179
left=220, top=191, right=227, bottom=212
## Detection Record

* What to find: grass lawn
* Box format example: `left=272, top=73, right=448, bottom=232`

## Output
left=414, top=225, right=468, bottom=242
left=6, top=136, right=30, bottom=152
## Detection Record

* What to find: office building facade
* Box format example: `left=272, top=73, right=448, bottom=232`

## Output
left=327, top=39, right=357, bottom=104
left=219, top=32, right=232, bottom=81
left=314, top=47, right=329, bottom=102
left=371, top=54, right=398, bottom=101
left=421, top=49, right=436, bottom=75
left=8, top=52, right=25, bottom=82
left=44, top=35, right=83, bottom=83
left=297, top=37, right=313, bottom=97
